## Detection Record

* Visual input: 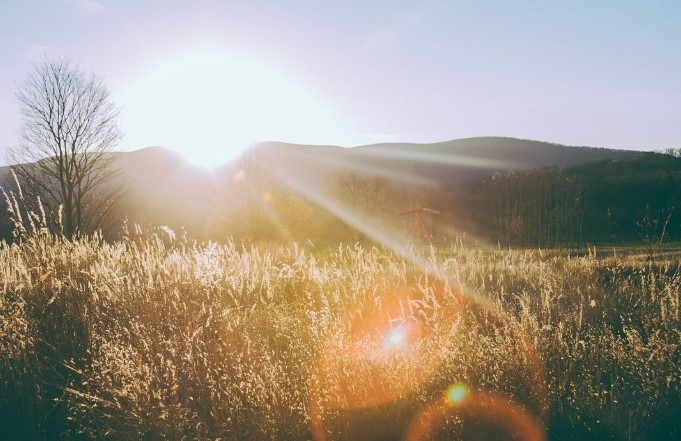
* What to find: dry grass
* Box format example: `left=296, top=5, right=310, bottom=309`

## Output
left=1, top=230, right=679, bottom=440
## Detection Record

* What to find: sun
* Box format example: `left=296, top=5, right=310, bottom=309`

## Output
left=117, top=49, right=346, bottom=167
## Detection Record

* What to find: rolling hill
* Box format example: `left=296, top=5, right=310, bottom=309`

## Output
left=0, top=137, right=651, bottom=241
left=254, top=137, right=640, bottom=189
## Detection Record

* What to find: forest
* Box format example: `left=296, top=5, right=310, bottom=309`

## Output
left=443, top=152, right=681, bottom=248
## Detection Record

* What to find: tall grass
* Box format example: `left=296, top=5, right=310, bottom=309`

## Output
left=1, top=230, right=679, bottom=440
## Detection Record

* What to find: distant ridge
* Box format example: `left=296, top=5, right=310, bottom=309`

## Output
left=0, top=137, right=647, bottom=240
left=2, top=136, right=645, bottom=205
left=255, top=136, right=641, bottom=188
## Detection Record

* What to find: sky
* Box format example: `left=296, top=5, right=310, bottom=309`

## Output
left=1, top=0, right=680, bottom=166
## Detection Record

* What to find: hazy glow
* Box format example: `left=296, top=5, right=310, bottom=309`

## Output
left=231, top=169, right=293, bottom=242
left=118, top=50, right=346, bottom=167
left=384, top=322, right=410, bottom=350
left=445, top=382, right=469, bottom=405
left=232, top=169, right=246, bottom=182
left=358, top=147, right=521, bottom=170
left=308, top=277, right=461, bottom=418
left=281, top=145, right=434, bottom=186
left=266, top=160, right=448, bottom=275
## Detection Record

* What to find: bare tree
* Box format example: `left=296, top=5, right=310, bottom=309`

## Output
left=8, top=57, right=124, bottom=238
left=336, top=171, right=392, bottom=215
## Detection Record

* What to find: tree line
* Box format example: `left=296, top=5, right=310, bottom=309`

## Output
left=196, top=151, right=681, bottom=249
left=441, top=153, right=681, bottom=248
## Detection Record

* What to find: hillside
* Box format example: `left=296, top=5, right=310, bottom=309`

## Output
left=255, top=137, right=640, bottom=189
left=0, top=147, right=215, bottom=240
left=111, top=146, right=213, bottom=234
left=443, top=152, right=681, bottom=246
left=0, top=137, right=651, bottom=242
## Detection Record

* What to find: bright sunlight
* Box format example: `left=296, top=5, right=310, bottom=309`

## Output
left=117, top=50, right=346, bottom=167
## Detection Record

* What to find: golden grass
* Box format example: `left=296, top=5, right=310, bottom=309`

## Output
left=1, top=230, right=679, bottom=440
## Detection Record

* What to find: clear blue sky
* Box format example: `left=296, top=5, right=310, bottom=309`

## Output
left=1, top=0, right=680, bottom=164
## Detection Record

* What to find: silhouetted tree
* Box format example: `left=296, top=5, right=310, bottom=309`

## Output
left=8, top=57, right=123, bottom=238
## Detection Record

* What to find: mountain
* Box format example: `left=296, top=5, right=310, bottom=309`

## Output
left=0, top=146, right=214, bottom=239
left=255, top=137, right=640, bottom=189
left=110, top=146, right=212, bottom=230
left=0, top=137, right=651, bottom=241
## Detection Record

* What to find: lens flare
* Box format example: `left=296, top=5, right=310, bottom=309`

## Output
left=445, top=382, right=469, bottom=405
left=310, top=276, right=461, bottom=419
left=249, top=141, right=549, bottom=441
left=308, top=272, right=549, bottom=441
left=404, top=388, right=547, bottom=441
left=384, top=322, right=408, bottom=350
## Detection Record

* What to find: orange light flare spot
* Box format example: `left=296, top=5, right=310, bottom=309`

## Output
left=382, top=319, right=421, bottom=351
left=404, top=386, right=547, bottom=441
left=312, top=285, right=461, bottom=412
left=308, top=273, right=549, bottom=441
left=444, top=382, right=470, bottom=405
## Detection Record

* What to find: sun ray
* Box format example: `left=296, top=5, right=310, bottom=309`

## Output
left=356, top=146, right=523, bottom=170
left=261, top=148, right=491, bottom=275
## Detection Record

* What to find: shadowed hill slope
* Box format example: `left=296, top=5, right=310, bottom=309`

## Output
left=255, top=137, right=640, bottom=189
left=0, top=137, right=649, bottom=241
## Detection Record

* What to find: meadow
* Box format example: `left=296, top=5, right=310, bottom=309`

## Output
left=1, top=227, right=679, bottom=440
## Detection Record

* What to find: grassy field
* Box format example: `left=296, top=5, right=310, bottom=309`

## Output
left=1, top=229, right=679, bottom=440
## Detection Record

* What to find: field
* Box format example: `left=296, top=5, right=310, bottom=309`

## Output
left=1, top=229, right=680, bottom=440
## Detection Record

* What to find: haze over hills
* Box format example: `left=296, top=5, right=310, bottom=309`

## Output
left=115, top=137, right=642, bottom=229
left=0, top=137, right=656, bottom=241
left=0, top=136, right=646, bottom=187
left=255, top=137, right=641, bottom=189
